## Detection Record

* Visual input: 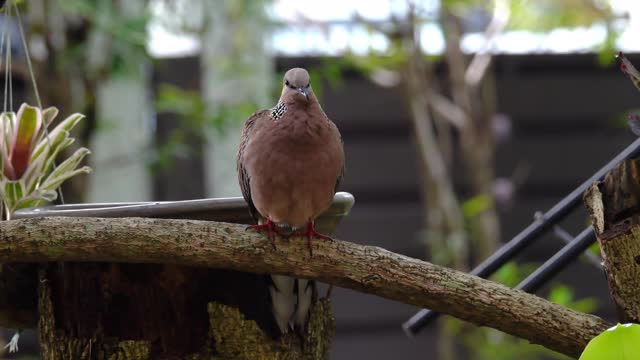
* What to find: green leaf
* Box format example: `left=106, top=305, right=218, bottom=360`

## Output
left=493, top=262, right=521, bottom=287
left=13, top=104, right=41, bottom=147
left=548, top=285, right=573, bottom=306
left=14, top=189, right=58, bottom=210
left=462, top=194, right=492, bottom=218
left=30, top=130, right=63, bottom=170
left=21, top=147, right=48, bottom=193
left=571, top=298, right=598, bottom=314
left=2, top=181, right=24, bottom=215
left=548, top=284, right=598, bottom=313
left=31, top=113, right=84, bottom=174
left=40, top=166, right=91, bottom=193
left=39, top=137, right=75, bottom=178
left=51, top=113, right=84, bottom=134
left=491, top=261, right=537, bottom=287
left=41, top=106, right=59, bottom=128
left=596, top=27, right=618, bottom=66
left=41, top=147, right=91, bottom=190
left=580, top=324, right=640, bottom=359
left=588, top=242, right=601, bottom=257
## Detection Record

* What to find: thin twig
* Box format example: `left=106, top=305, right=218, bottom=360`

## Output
left=465, top=0, right=511, bottom=88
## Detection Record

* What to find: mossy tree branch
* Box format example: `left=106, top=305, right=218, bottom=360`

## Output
left=0, top=216, right=610, bottom=358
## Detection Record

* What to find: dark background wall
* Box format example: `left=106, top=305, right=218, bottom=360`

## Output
left=153, top=53, right=640, bottom=359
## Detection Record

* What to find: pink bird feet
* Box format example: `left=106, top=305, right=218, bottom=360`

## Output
left=247, top=218, right=286, bottom=249
left=248, top=219, right=332, bottom=256
left=294, top=221, right=333, bottom=256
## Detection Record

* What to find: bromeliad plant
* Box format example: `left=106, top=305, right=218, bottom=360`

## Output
left=0, top=103, right=91, bottom=219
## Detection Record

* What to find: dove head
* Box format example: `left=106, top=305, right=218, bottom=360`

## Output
left=281, top=68, right=313, bottom=103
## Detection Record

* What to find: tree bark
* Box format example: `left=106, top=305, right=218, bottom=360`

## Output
left=0, top=216, right=610, bottom=358
left=36, top=262, right=334, bottom=359
left=584, top=159, right=640, bottom=323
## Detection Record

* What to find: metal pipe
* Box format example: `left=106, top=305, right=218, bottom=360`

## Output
left=403, top=138, right=640, bottom=336
left=515, top=227, right=596, bottom=292
left=552, top=226, right=601, bottom=269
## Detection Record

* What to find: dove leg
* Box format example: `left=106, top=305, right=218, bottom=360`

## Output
left=247, top=217, right=286, bottom=247
left=295, top=221, right=333, bottom=256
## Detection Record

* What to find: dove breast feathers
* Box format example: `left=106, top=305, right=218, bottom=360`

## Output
left=240, top=104, right=344, bottom=228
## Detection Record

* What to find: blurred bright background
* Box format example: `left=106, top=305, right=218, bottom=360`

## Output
left=151, top=0, right=640, bottom=57
left=1, top=0, right=640, bottom=359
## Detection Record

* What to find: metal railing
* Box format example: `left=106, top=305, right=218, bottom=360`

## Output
left=403, top=137, right=640, bottom=335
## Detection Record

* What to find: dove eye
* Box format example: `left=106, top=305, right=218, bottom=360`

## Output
left=285, top=80, right=289, bottom=86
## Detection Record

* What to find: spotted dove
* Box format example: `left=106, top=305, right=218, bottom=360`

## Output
left=236, top=67, right=344, bottom=335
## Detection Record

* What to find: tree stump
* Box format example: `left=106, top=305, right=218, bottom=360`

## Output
left=3, top=194, right=355, bottom=359
left=584, top=158, right=640, bottom=323
left=36, top=264, right=334, bottom=359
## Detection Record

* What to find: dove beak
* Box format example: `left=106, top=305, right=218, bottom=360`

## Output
left=298, top=87, right=309, bottom=100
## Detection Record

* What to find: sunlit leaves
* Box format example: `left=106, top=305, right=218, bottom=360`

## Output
left=156, top=84, right=257, bottom=135
left=548, top=285, right=597, bottom=313
left=59, top=0, right=149, bottom=46
left=462, top=194, right=492, bottom=218
left=492, top=261, right=536, bottom=287
left=153, top=84, right=257, bottom=171
left=580, top=324, right=640, bottom=360
left=508, top=0, right=614, bottom=32
left=57, top=0, right=150, bottom=77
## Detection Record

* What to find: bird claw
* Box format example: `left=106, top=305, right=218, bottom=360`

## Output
left=247, top=219, right=285, bottom=249
left=294, top=222, right=333, bottom=256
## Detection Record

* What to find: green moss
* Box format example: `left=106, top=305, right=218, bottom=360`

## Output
left=106, top=340, right=151, bottom=360
left=303, top=299, right=335, bottom=358
left=208, top=299, right=335, bottom=360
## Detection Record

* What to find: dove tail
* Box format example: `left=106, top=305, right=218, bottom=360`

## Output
left=294, top=279, right=317, bottom=335
left=268, top=275, right=317, bottom=336
left=269, top=274, right=296, bottom=334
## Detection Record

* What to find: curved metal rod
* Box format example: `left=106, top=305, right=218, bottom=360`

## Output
left=14, top=192, right=356, bottom=225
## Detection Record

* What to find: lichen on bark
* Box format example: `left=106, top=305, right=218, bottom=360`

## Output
left=208, top=299, right=334, bottom=360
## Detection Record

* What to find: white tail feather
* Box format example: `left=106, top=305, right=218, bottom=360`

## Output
left=269, top=274, right=295, bottom=334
